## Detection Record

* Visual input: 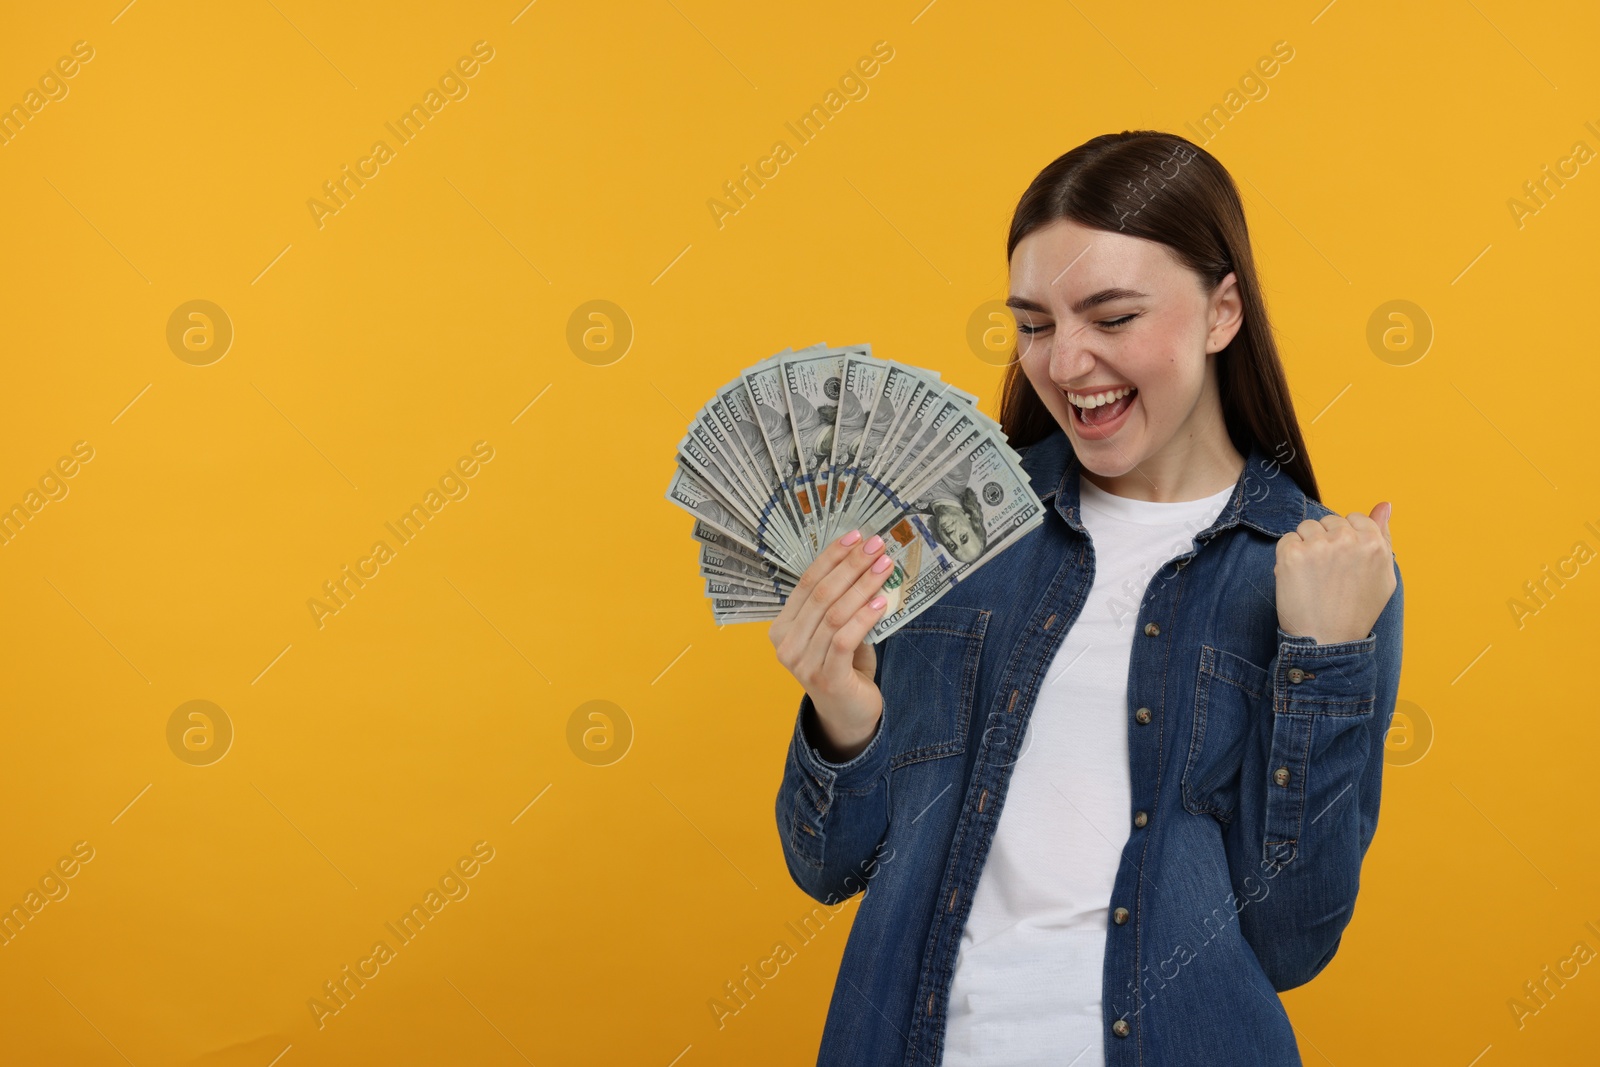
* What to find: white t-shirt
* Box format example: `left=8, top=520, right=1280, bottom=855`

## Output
left=942, top=471, right=1235, bottom=1066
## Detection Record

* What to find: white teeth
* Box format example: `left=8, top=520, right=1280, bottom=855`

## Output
left=1067, top=386, right=1135, bottom=409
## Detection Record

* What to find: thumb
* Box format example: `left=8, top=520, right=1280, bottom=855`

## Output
left=1370, top=500, right=1393, bottom=549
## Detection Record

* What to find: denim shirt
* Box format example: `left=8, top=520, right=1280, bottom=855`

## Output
left=774, top=427, right=1405, bottom=1066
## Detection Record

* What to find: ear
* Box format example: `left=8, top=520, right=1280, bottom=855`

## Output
left=1206, top=270, right=1245, bottom=353
left=961, top=487, right=984, bottom=530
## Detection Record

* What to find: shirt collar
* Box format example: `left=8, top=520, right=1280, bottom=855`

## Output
left=1019, top=428, right=1309, bottom=541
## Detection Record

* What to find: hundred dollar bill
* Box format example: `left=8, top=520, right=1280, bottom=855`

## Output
left=740, top=356, right=825, bottom=559
left=866, top=435, right=1047, bottom=642
left=668, top=345, right=1046, bottom=636
left=711, top=596, right=782, bottom=623
left=699, top=546, right=793, bottom=598
left=666, top=466, right=766, bottom=557
left=779, top=345, right=857, bottom=550
left=853, top=381, right=971, bottom=533
left=705, top=576, right=784, bottom=603
left=685, top=401, right=806, bottom=570
left=853, top=399, right=998, bottom=537
left=690, top=519, right=792, bottom=574
left=711, top=374, right=809, bottom=570
left=818, top=352, right=888, bottom=545
left=825, top=361, right=929, bottom=543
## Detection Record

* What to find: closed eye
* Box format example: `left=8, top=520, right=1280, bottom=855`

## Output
left=1016, top=313, right=1136, bottom=336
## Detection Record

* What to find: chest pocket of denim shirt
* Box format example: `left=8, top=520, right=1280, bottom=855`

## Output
left=1182, top=644, right=1270, bottom=823
left=877, top=603, right=990, bottom=770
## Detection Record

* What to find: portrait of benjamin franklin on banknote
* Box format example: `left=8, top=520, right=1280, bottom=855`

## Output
left=908, top=452, right=987, bottom=563
left=786, top=390, right=836, bottom=474
left=826, top=387, right=867, bottom=467
left=756, top=401, right=800, bottom=485
left=731, top=417, right=770, bottom=480
left=857, top=386, right=901, bottom=468
left=786, top=387, right=866, bottom=478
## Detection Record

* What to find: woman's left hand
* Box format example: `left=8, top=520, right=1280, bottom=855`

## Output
left=1275, top=501, right=1396, bottom=645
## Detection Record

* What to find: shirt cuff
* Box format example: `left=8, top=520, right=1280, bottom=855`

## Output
left=1274, top=626, right=1379, bottom=712
left=796, top=692, right=888, bottom=789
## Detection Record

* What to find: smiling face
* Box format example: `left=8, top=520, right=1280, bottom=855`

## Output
left=1008, top=217, right=1247, bottom=500
left=931, top=500, right=984, bottom=562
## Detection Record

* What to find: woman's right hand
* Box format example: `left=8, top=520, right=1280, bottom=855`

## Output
left=769, top=528, right=897, bottom=763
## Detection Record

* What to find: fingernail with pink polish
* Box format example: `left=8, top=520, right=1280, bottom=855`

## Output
left=865, top=535, right=883, bottom=553
left=872, top=553, right=893, bottom=573
left=841, top=529, right=862, bottom=546
left=869, top=595, right=887, bottom=610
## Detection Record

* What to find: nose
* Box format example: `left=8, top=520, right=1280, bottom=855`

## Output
left=1045, top=319, right=1098, bottom=387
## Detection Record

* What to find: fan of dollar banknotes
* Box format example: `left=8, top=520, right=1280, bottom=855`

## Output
left=664, top=343, right=1047, bottom=643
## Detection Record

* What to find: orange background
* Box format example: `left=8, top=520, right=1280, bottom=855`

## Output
left=0, top=1, right=1596, bottom=1064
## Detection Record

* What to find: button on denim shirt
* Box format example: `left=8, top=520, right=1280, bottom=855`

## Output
left=774, top=428, right=1405, bottom=1066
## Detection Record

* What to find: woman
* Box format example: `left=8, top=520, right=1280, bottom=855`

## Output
left=769, top=130, right=1403, bottom=1066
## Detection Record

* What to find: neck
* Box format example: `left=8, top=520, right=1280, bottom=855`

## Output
left=1079, top=433, right=1247, bottom=503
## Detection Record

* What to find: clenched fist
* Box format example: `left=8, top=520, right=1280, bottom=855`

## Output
left=1275, top=501, right=1397, bottom=645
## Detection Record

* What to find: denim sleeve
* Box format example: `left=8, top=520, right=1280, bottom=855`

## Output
left=774, top=690, right=892, bottom=906
left=1225, top=559, right=1404, bottom=991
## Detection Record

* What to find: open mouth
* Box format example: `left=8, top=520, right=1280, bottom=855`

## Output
left=1069, top=385, right=1137, bottom=429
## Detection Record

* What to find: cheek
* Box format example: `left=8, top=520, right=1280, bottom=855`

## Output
left=1024, top=350, right=1049, bottom=396
left=1024, top=362, right=1074, bottom=427
left=1018, top=347, right=1043, bottom=388
left=1016, top=334, right=1043, bottom=374
left=1132, top=358, right=1202, bottom=427
left=1125, top=331, right=1191, bottom=394
left=1019, top=347, right=1058, bottom=400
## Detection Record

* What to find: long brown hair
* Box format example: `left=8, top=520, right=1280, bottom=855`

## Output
left=997, top=130, right=1320, bottom=504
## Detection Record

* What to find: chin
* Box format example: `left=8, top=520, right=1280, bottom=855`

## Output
left=1076, top=454, right=1137, bottom=478
left=1071, top=440, right=1147, bottom=476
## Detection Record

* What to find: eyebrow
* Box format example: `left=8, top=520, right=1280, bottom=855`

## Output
left=1006, top=287, right=1148, bottom=316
